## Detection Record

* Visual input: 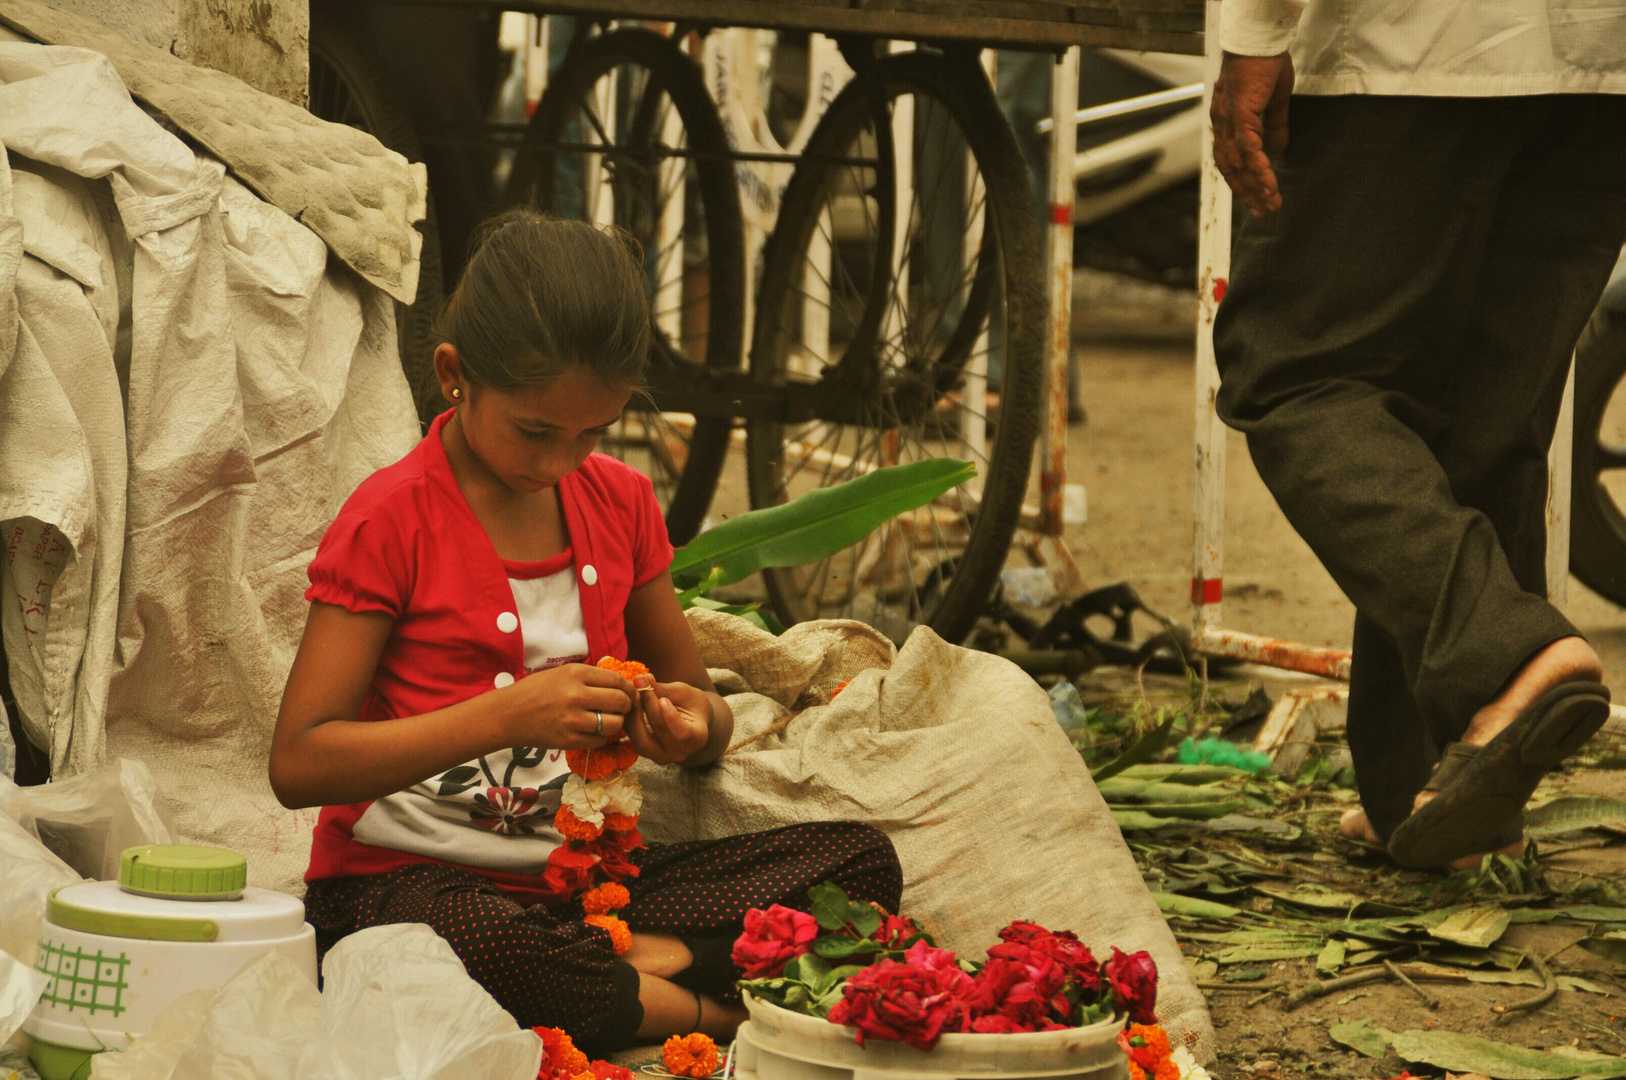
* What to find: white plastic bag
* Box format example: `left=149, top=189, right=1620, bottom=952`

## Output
left=91, top=924, right=543, bottom=1080
left=0, top=758, right=175, bottom=1046
left=0, top=758, right=176, bottom=881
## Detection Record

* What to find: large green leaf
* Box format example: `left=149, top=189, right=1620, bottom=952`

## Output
left=1424, top=905, right=1511, bottom=949
left=669, top=458, right=976, bottom=589
left=1328, top=1020, right=1393, bottom=1058
left=1389, top=1029, right=1626, bottom=1078
left=1525, top=795, right=1626, bottom=838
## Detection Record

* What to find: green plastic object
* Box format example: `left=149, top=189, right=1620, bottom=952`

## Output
left=1175, top=736, right=1272, bottom=774
left=119, top=844, right=247, bottom=899
left=28, top=1036, right=97, bottom=1080
left=47, top=888, right=219, bottom=942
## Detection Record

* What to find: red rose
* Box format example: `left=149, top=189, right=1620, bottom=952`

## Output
left=872, top=914, right=925, bottom=950
left=732, top=904, right=820, bottom=979
left=958, top=948, right=1069, bottom=1031
left=1104, top=947, right=1158, bottom=1024
left=828, top=942, right=973, bottom=1051
left=990, top=921, right=1101, bottom=998
left=589, top=1062, right=633, bottom=1080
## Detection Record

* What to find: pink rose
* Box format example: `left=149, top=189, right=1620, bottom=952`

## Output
left=1104, top=947, right=1159, bottom=1024
left=828, top=943, right=973, bottom=1051
left=732, top=904, right=819, bottom=979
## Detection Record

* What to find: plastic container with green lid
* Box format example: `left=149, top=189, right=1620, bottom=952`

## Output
left=25, top=844, right=316, bottom=1080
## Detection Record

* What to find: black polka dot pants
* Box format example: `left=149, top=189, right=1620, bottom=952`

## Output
left=302, top=821, right=901, bottom=1054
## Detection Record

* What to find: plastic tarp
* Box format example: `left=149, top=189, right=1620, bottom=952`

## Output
left=0, top=42, right=421, bottom=891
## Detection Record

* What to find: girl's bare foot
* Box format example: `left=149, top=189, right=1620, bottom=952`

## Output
left=1340, top=807, right=1522, bottom=871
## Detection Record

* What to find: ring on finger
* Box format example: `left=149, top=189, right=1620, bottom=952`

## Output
left=594, top=710, right=604, bottom=737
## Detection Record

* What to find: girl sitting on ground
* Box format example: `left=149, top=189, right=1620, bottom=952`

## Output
left=269, top=209, right=901, bottom=1053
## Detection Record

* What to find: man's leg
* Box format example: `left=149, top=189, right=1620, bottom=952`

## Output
left=1213, top=96, right=1579, bottom=833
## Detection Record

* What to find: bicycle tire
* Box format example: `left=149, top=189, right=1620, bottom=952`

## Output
left=508, top=28, right=745, bottom=545
left=1570, top=301, right=1626, bottom=606
left=747, top=48, right=1045, bottom=644
left=308, top=15, right=446, bottom=428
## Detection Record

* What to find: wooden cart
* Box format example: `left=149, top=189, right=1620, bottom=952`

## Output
left=310, top=1, right=1203, bottom=643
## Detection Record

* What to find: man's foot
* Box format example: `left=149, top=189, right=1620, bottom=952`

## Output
left=1386, top=637, right=1604, bottom=869
left=1459, top=636, right=1603, bottom=750
left=1341, top=808, right=1521, bottom=871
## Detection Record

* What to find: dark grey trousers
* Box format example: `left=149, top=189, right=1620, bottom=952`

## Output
left=1214, top=95, right=1626, bottom=839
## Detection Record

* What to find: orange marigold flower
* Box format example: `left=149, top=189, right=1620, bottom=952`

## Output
left=602, top=812, right=640, bottom=833
left=1118, top=1025, right=1175, bottom=1080
left=581, top=882, right=631, bottom=915
left=1125, top=1025, right=1170, bottom=1057
left=534, top=1026, right=591, bottom=1079
left=661, top=1033, right=719, bottom=1079
left=585, top=913, right=633, bottom=954
left=566, top=740, right=640, bottom=780
left=569, top=1072, right=596, bottom=1080
left=831, top=679, right=851, bottom=699
left=597, top=656, right=650, bottom=680
left=554, top=805, right=603, bottom=842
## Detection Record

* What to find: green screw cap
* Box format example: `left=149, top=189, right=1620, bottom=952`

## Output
left=119, top=845, right=247, bottom=900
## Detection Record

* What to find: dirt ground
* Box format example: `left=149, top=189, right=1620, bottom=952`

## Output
left=1066, top=272, right=1626, bottom=1078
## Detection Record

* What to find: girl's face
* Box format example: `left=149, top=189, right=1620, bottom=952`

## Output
left=441, top=350, right=634, bottom=494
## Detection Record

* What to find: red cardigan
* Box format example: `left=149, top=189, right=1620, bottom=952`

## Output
left=301, top=410, right=672, bottom=901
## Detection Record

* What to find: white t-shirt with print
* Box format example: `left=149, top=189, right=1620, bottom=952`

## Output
left=350, top=548, right=589, bottom=872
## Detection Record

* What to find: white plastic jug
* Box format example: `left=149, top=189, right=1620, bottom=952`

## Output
left=24, top=844, right=316, bottom=1080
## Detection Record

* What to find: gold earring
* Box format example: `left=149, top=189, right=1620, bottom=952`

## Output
left=450, top=387, right=462, bottom=399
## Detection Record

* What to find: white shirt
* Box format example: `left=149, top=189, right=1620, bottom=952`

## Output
left=1220, top=0, right=1626, bottom=96
left=349, top=550, right=589, bottom=872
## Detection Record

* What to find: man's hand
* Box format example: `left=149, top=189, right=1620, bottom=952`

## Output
left=1211, top=51, right=1294, bottom=216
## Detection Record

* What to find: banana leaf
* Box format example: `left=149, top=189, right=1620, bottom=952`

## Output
left=669, top=458, right=975, bottom=589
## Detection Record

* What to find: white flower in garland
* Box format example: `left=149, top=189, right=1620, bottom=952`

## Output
left=561, top=769, right=644, bottom=828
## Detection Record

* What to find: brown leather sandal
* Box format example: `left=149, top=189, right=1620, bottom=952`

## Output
left=1387, top=681, right=1609, bottom=869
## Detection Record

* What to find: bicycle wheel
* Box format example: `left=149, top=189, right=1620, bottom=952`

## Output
left=308, top=15, right=446, bottom=427
left=747, top=48, right=1045, bottom=644
left=1570, top=301, right=1626, bottom=606
left=507, top=28, right=745, bottom=545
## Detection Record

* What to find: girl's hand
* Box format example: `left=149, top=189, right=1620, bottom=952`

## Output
left=507, top=663, right=634, bottom=748
left=627, top=675, right=712, bottom=765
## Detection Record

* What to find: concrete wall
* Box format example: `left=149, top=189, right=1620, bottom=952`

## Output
left=44, top=0, right=308, bottom=105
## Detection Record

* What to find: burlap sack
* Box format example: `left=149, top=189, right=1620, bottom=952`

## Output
left=637, top=609, right=1216, bottom=1063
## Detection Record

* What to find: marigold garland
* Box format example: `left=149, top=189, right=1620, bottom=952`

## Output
left=661, top=1033, right=719, bottom=1078
left=581, top=882, right=631, bottom=915
left=532, top=1026, right=633, bottom=1080
left=584, top=913, right=633, bottom=954
left=565, top=740, right=640, bottom=780
left=544, top=657, right=650, bottom=966
left=553, top=805, right=603, bottom=842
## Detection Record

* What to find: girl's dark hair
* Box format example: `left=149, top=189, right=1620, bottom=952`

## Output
left=437, top=209, right=651, bottom=389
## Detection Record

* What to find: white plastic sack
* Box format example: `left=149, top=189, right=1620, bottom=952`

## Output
left=0, top=41, right=421, bottom=892
left=91, top=924, right=543, bottom=1080
left=638, top=610, right=1218, bottom=1064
